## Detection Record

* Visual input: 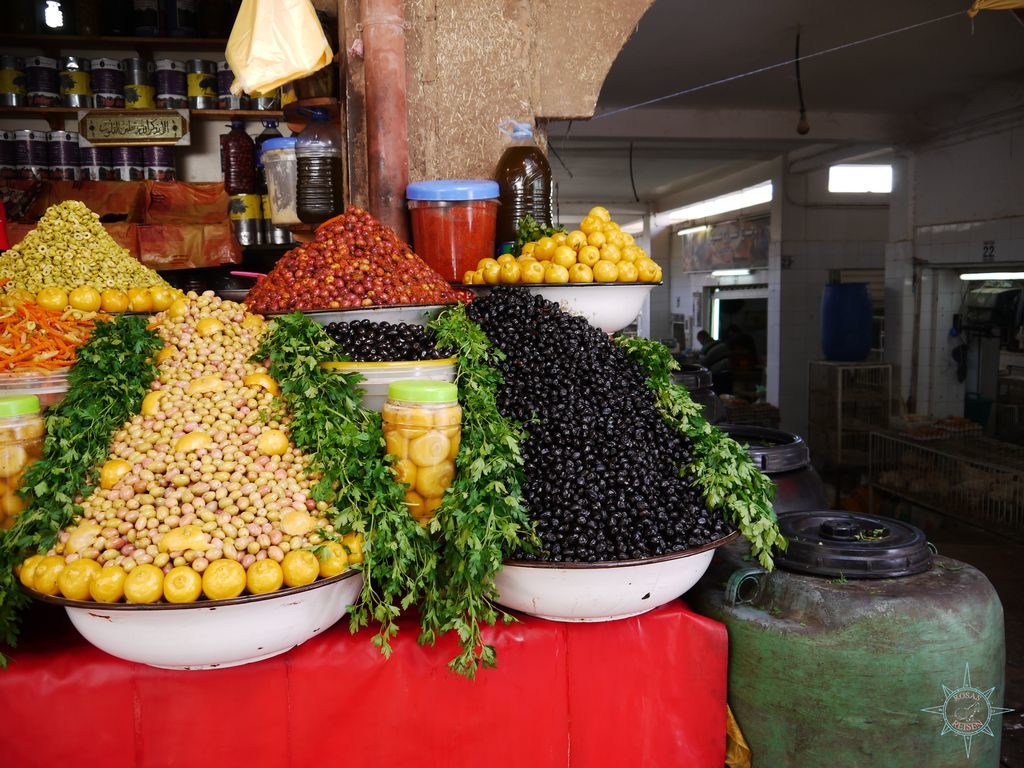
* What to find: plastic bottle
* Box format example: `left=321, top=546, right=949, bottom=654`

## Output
left=254, top=120, right=283, bottom=195
left=296, top=108, right=344, bottom=225
left=219, top=119, right=255, bottom=195
left=494, top=120, right=552, bottom=254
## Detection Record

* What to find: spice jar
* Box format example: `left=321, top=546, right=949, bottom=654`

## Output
left=382, top=380, right=461, bottom=526
left=0, top=394, right=45, bottom=530
left=406, top=180, right=499, bottom=282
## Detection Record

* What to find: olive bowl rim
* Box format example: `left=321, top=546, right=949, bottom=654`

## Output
left=503, top=530, right=740, bottom=570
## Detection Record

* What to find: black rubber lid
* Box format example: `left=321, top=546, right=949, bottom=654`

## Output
left=719, top=425, right=810, bottom=473
left=775, top=511, right=931, bottom=579
left=672, top=363, right=713, bottom=392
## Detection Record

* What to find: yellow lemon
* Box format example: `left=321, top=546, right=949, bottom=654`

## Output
left=149, top=286, right=175, bottom=312
left=317, top=541, right=349, bottom=578
left=617, top=261, right=639, bottom=282
left=587, top=230, right=607, bottom=249
left=100, top=290, right=129, bottom=313
left=175, top=431, right=212, bottom=453
left=57, top=558, right=102, bottom=601
left=533, top=237, right=557, bottom=260
left=257, top=429, right=289, bottom=456
left=32, top=555, right=67, bottom=595
left=462, top=271, right=475, bottom=285
left=156, top=346, right=175, bottom=364
left=569, top=263, right=594, bottom=283
left=168, top=299, right=189, bottom=318
left=202, top=558, right=246, bottom=600
left=520, top=242, right=536, bottom=257
left=18, top=554, right=44, bottom=589
left=637, top=258, right=659, bottom=282
left=593, top=260, right=619, bottom=283
left=187, top=375, right=224, bottom=394
left=141, top=390, right=163, bottom=417
left=89, top=565, right=127, bottom=603
left=127, top=288, right=153, bottom=313
left=622, top=245, right=643, bottom=263
left=496, top=253, right=516, bottom=266
left=521, top=261, right=545, bottom=284
left=579, top=215, right=601, bottom=235
left=566, top=230, right=588, bottom=250
left=196, top=317, right=225, bottom=336
left=342, top=532, right=364, bottom=564
left=124, top=563, right=164, bottom=604
left=552, top=245, right=577, bottom=269
left=99, top=459, right=132, bottom=490
left=246, top=558, right=284, bottom=595
left=588, top=205, right=611, bottom=223
left=243, top=373, right=280, bottom=396
left=36, top=287, right=68, bottom=312
left=499, top=261, right=521, bottom=284
left=281, top=550, right=319, bottom=588
left=544, top=263, right=570, bottom=284
left=578, top=245, right=600, bottom=268
left=241, top=314, right=264, bottom=331
left=163, top=565, right=202, bottom=603
left=68, top=286, right=101, bottom=312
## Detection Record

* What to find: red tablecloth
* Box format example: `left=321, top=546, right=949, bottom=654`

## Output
left=0, top=601, right=727, bottom=768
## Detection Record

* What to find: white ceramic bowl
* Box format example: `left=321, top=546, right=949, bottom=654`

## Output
left=494, top=532, right=737, bottom=622
left=267, top=303, right=453, bottom=328
left=467, top=284, right=657, bottom=333
left=322, top=358, right=457, bottom=411
left=29, top=570, right=362, bottom=670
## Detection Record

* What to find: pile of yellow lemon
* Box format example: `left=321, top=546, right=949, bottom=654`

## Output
left=30, top=284, right=182, bottom=314
left=464, top=207, right=663, bottom=285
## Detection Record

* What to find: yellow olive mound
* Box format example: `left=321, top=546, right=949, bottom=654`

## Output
left=57, top=558, right=102, bottom=601
left=164, top=566, right=203, bottom=603
left=202, top=558, right=246, bottom=600
left=32, top=555, right=67, bottom=595
left=89, top=565, right=127, bottom=603
left=281, top=550, right=319, bottom=588
left=124, top=563, right=164, bottom=604
left=317, top=541, right=349, bottom=578
left=246, top=558, right=284, bottom=594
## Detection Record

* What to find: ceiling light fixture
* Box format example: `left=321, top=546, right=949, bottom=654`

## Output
left=677, top=224, right=711, bottom=237
left=959, top=272, right=1024, bottom=281
left=711, top=268, right=752, bottom=278
left=663, top=182, right=773, bottom=224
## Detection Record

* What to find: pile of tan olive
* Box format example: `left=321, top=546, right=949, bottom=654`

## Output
left=16, top=293, right=362, bottom=605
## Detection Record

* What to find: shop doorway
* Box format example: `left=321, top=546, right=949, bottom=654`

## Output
left=707, top=286, right=767, bottom=400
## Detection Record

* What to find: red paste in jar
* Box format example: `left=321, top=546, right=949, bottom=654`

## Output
left=409, top=199, right=498, bottom=283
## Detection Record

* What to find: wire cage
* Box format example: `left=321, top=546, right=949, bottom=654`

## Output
left=870, top=431, right=1024, bottom=539
left=808, top=362, right=892, bottom=468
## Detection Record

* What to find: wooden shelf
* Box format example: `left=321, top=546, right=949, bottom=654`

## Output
left=0, top=107, right=284, bottom=129
left=0, top=34, right=227, bottom=52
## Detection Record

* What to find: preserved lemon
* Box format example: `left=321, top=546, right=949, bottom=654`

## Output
left=342, top=532, right=364, bottom=564
left=32, top=555, right=67, bottom=595
left=57, top=558, right=102, bottom=601
left=317, top=541, right=349, bottom=578
left=124, top=563, right=164, bottom=604
left=89, top=565, right=127, bottom=603
left=257, top=429, right=289, bottom=456
left=100, top=289, right=129, bottom=313
left=17, top=554, right=44, bottom=589
left=99, top=459, right=131, bottom=490
left=243, top=373, right=279, bottom=395
left=68, top=286, right=101, bottom=312
left=36, top=287, right=68, bottom=311
left=196, top=317, right=225, bottom=336
left=202, top=558, right=246, bottom=600
left=175, top=431, right=212, bottom=453
left=246, top=558, right=284, bottom=594
left=164, top=566, right=202, bottom=603
left=141, top=390, right=163, bottom=416
left=281, top=550, right=319, bottom=588
left=415, top=461, right=455, bottom=499
left=408, top=432, right=450, bottom=467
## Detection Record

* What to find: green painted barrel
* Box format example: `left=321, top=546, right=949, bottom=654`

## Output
left=690, top=511, right=1008, bottom=768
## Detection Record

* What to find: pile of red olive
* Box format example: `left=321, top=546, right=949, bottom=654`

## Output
left=245, top=207, right=470, bottom=313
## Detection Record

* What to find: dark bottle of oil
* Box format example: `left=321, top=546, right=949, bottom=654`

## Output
left=494, top=121, right=552, bottom=254
left=296, top=108, right=343, bottom=224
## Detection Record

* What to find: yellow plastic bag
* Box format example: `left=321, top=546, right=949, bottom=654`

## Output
left=725, top=705, right=752, bottom=768
left=225, top=0, right=334, bottom=96
left=968, top=0, right=1024, bottom=16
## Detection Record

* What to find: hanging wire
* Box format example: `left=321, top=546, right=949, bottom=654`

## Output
left=629, top=141, right=640, bottom=203
left=592, top=10, right=965, bottom=121
left=794, top=27, right=810, bottom=135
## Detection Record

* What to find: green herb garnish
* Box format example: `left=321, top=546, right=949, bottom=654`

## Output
left=615, top=336, right=784, bottom=570
left=0, top=315, right=163, bottom=666
left=513, top=215, right=566, bottom=256
left=255, top=313, right=434, bottom=659
left=422, top=305, right=538, bottom=677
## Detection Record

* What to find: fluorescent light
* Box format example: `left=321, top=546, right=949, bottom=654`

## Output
left=621, top=219, right=644, bottom=235
left=828, top=164, right=892, bottom=194
left=664, top=182, right=772, bottom=224
left=959, top=272, right=1024, bottom=281
left=711, top=268, right=751, bottom=277
left=676, top=224, right=710, bottom=237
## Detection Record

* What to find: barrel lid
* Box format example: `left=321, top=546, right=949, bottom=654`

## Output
left=672, top=362, right=713, bottom=391
left=775, top=510, right=931, bottom=579
left=720, top=424, right=810, bottom=473
left=406, top=179, right=499, bottom=201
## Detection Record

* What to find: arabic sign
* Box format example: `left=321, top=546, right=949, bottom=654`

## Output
left=78, top=110, right=191, bottom=147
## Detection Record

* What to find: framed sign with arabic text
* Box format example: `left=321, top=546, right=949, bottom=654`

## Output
left=77, top=110, right=191, bottom=147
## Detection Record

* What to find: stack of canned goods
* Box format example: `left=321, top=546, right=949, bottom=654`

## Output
left=92, top=58, right=125, bottom=108
left=0, top=131, right=176, bottom=182
left=155, top=60, right=187, bottom=109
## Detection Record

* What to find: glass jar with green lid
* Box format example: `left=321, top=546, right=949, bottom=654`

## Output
left=382, top=381, right=461, bottom=526
left=0, top=394, right=44, bottom=529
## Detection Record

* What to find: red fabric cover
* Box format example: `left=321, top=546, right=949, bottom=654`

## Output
left=0, top=602, right=726, bottom=768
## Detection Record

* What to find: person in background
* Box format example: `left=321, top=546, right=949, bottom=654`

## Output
left=697, top=330, right=732, bottom=394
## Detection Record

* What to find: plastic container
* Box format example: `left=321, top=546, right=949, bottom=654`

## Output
left=296, top=108, right=344, bottom=224
left=406, top=179, right=499, bottom=282
left=494, top=121, right=552, bottom=254
left=59, top=56, right=91, bottom=108
left=0, top=369, right=70, bottom=411
left=262, top=136, right=299, bottom=226
left=0, top=394, right=44, bottom=529
left=220, top=119, right=256, bottom=195
left=382, top=380, right=462, bottom=525
left=322, top=358, right=457, bottom=413
left=0, top=56, right=25, bottom=107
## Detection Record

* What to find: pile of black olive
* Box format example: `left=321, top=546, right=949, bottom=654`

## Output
left=467, top=287, right=731, bottom=562
left=325, top=320, right=449, bottom=362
